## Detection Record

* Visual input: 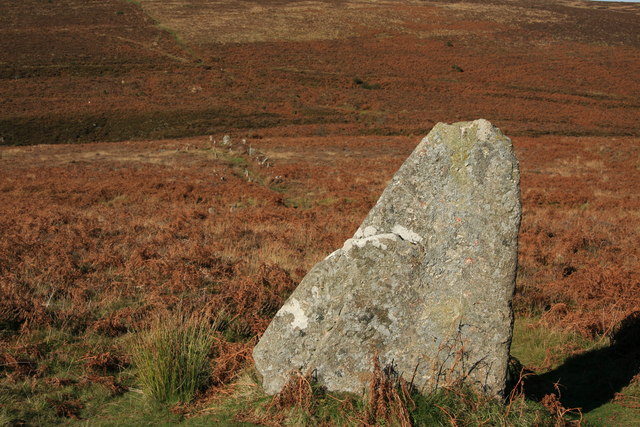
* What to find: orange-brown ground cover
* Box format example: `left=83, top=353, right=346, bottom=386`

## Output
left=1, top=134, right=638, bottom=400
left=1, top=0, right=639, bottom=422
left=515, top=136, right=640, bottom=335
left=1, top=0, right=639, bottom=145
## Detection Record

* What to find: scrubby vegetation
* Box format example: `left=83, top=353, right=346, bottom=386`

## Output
left=0, top=134, right=638, bottom=425
left=2, top=0, right=640, bottom=145
left=131, top=310, right=216, bottom=405
left=1, top=0, right=639, bottom=424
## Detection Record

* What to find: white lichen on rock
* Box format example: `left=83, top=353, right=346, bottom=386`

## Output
left=277, top=298, right=308, bottom=330
left=391, top=224, right=423, bottom=243
left=343, top=233, right=398, bottom=252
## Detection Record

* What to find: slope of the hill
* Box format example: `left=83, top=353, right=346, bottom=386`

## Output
left=1, top=0, right=639, bottom=145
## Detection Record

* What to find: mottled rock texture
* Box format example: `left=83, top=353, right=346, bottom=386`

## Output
left=253, top=119, right=521, bottom=397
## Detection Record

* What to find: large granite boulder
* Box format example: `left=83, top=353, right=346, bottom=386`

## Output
left=253, top=119, right=521, bottom=397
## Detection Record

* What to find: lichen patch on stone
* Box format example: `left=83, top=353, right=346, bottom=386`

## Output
left=391, top=224, right=423, bottom=244
left=343, top=233, right=398, bottom=252
left=278, top=298, right=309, bottom=330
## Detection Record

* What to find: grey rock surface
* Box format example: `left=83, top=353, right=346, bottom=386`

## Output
left=253, top=119, right=521, bottom=397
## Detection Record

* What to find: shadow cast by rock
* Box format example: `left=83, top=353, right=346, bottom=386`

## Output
left=524, top=311, right=640, bottom=413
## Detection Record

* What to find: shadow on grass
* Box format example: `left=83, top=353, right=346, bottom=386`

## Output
left=524, top=311, right=640, bottom=413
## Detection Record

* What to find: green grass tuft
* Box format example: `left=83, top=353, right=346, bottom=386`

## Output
left=511, top=317, right=604, bottom=370
left=131, top=311, right=216, bottom=405
left=410, top=386, right=551, bottom=426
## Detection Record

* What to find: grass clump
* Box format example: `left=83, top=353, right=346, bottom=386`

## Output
left=412, top=385, right=551, bottom=426
left=131, top=311, right=216, bottom=405
left=511, top=316, right=603, bottom=370
left=231, top=358, right=555, bottom=426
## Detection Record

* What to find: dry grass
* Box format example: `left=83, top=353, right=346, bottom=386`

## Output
left=364, top=356, right=413, bottom=426
left=432, top=2, right=564, bottom=25
left=0, top=132, right=638, bottom=423
left=515, top=137, right=640, bottom=337
left=135, top=0, right=440, bottom=44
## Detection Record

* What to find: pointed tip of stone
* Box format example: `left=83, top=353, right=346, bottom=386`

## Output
left=469, top=118, right=496, bottom=140
left=422, top=119, right=503, bottom=143
left=422, top=119, right=512, bottom=155
left=450, top=118, right=500, bottom=135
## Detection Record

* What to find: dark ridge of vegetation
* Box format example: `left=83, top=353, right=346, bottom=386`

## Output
left=0, top=110, right=283, bottom=146
left=353, top=77, right=381, bottom=90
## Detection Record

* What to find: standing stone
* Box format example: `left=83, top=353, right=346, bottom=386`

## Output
left=253, top=119, right=521, bottom=397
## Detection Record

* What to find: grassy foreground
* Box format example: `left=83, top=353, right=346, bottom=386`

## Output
left=0, top=317, right=619, bottom=425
